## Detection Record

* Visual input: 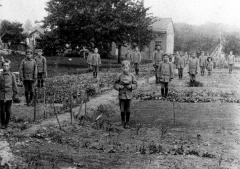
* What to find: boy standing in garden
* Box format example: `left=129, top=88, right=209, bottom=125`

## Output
left=176, top=52, right=185, bottom=79
left=87, top=50, right=93, bottom=72
left=206, top=57, right=213, bottom=76
left=188, top=52, right=199, bottom=86
left=19, top=49, right=38, bottom=106
left=199, top=51, right=206, bottom=76
left=91, top=48, right=101, bottom=78
left=157, top=54, right=173, bottom=98
left=131, top=46, right=142, bottom=76
left=114, top=60, right=137, bottom=129
left=34, top=49, right=47, bottom=88
left=0, top=60, right=18, bottom=129
left=152, top=45, right=164, bottom=83
left=227, top=51, right=235, bottom=74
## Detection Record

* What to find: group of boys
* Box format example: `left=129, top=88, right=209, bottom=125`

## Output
left=86, top=48, right=102, bottom=78
left=0, top=49, right=47, bottom=129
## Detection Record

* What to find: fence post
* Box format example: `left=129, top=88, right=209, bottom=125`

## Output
left=33, top=88, right=37, bottom=121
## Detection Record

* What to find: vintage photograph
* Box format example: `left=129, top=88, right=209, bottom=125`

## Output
left=0, top=0, right=240, bottom=168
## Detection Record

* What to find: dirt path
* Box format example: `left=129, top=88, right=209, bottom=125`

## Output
left=20, top=76, right=155, bottom=136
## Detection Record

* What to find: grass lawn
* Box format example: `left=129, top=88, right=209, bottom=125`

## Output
left=3, top=53, right=121, bottom=77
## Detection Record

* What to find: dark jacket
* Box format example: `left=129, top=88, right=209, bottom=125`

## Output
left=114, top=73, right=137, bottom=99
left=35, top=55, right=47, bottom=77
left=19, top=58, right=37, bottom=81
left=0, top=71, right=18, bottom=100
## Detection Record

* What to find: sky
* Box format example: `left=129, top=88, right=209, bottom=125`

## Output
left=0, top=0, right=240, bottom=27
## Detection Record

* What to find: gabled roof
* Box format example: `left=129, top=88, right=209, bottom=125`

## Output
left=29, top=29, right=44, bottom=37
left=151, top=18, right=173, bottom=33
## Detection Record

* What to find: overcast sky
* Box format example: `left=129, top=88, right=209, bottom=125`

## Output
left=0, top=0, right=240, bottom=27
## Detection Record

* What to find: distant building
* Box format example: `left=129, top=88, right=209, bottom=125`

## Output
left=146, top=18, right=174, bottom=58
left=111, top=18, right=174, bottom=60
left=26, top=29, right=43, bottom=49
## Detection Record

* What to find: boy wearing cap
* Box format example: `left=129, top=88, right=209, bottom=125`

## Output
left=91, top=48, right=101, bottom=78
left=34, top=49, right=47, bottom=88
left=188, top=52, right=199, bottom=85
left=19, top=49, right=38, bottom=106
left=227, top=51, right=235, bottom=74
left=176, top=52, right=186, bottom=79
left=152, top=45, right=164, bottom=83
left=199, top=51, right=206, bottom=76
left=132, top=46, right=142, bottom=76
left=114, top=60, right=137, bottom=129
left=157, top=54, right=173, bottom=98
left=0, top=60, right=18, bottom=129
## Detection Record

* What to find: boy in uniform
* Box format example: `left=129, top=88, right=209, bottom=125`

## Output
left=131, top=46, right=142, bottom=76
left=0, top=60, right=18, bottom=129
left=188, top=52, right=199, bottom=85
left=157, top=54, right=174, bottom=98
left=19, top=49, right=38, bottom=106
left=114, top=60, right=137, bottom=129
left=152, top=45, right=164, bottom=83
left=176, top=52, right=186, bottom=79
left=199, top=51, right=206, bottom=76
left=227, top=51, right=235, bottom=74
left=91, top=48, right=101, bottom=78
left=206, top=57, right=213, bottom=76
left=34, top=49, right=47, bottom=88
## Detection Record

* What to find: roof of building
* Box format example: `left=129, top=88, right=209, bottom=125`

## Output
left=151, top=18, right=174, bottom=33
left=29, top=29, right=44, bottom=37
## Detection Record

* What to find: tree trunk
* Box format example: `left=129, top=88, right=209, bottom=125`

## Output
left=118, top=45, right=121, bottom=64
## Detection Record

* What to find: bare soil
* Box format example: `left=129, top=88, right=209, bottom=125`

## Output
left=1, top=66, right=240, bottom=169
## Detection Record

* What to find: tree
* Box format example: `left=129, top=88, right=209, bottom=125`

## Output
left=0, top=20, right=26, bottom=47
left=42, top=0, right=153, bottom=59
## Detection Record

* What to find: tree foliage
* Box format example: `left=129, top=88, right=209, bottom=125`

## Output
left=174, top=22, right=240, bottom=55
left=0, top=20, right=26, bottom=46
left=42, top=0, right=153, bottom=57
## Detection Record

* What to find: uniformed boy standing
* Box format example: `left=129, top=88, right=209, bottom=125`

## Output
left=227, top=51, right=235, bottom=74
left=188, top=52, right=199, bottom=85
left=152, top=45, right=164, bottom=83
left=176, top=52, right=186, bottom=79
left=131, top=46, right=142, bottom=76
left=0, top=60, right=18, bottom=129
left=157, top=54, right=173, bottom=98
left=206, top=57, right=213, bottom=76
left=114, top=60, right=137, bottom=129
left=34, top=49, right=47, bottom=88
left=199, top=51, right=206, bottom=76
left=87, top=50, right=93, bottom=72
left=19, top=49, right=38, bottom=106
left=91, top=48, right=101, bottom=78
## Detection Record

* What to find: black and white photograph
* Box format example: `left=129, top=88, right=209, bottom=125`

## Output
left=0, top=0, right=240, bottom=168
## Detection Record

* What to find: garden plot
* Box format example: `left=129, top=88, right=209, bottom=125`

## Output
left=2, top=67, right=240, bottom=168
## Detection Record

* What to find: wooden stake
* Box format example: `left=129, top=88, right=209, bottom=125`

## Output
left=33, top=88, right=37, bottom=122
left=53, top=93, right=62, bottom=130
left=43, top=88, right=46, bottom=118
left=70, top=91, right=73, bottom=124
left=173, top=100, right=176, bottom=126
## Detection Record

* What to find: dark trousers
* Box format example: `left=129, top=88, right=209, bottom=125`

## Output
left=134, top=63, right=139, bottom=75
left=208, top=70, right=212, bottom=76
left=200, top=66, right=205, bottom=76
left=154, top=65, right=159, bottom=83
left=0, top=100, right=12, bottom=127
left=189, top=74, right=196, bottom=82
left=93, top=65, right=99, bottom=78
left=229, top=64, right=233, bottom=73
left=119, top=99, right=131, bottom=123
left=37, top=72, right=45, bottom=88
left=23, top=80, right=34, bottom=105
left=178, top=68, right=183, bottom=79
left=160, top=82, right=169, bottom=98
